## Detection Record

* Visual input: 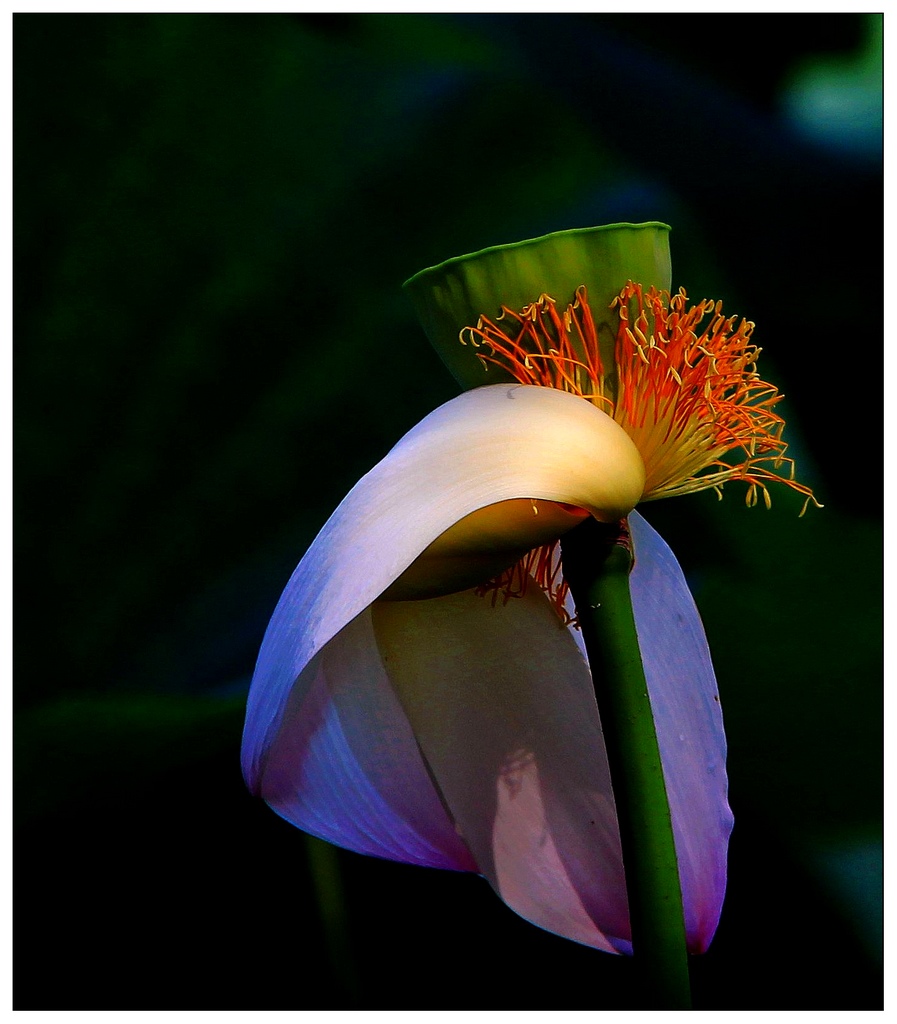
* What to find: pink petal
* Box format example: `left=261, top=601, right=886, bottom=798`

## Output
left=373, top=587, right=631, bottom=954
left=628, top=510, right=734, bottom=953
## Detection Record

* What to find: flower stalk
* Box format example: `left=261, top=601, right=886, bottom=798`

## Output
left=561, top=516, right=692, bottom=1009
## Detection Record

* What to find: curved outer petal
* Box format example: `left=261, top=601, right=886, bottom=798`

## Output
left=628, top=510, right=733, bottom=953
left=242, top=384, right=643, bottom=790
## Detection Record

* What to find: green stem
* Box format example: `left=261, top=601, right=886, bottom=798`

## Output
left=561, top=516, right=691, bottom=1010
left=303, top=834, right=360, bottom=1006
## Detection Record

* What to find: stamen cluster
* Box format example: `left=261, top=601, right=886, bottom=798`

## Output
left=460, top=282, right=820, bottom=616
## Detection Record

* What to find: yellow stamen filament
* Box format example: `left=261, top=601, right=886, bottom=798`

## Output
left=461, top=281, right=821, bottom=615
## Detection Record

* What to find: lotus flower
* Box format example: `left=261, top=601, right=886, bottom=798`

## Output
left=241, top=224, right=817, bottom=956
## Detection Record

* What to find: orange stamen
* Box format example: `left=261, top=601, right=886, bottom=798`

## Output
left=462, top=281, right=821, bottom=617
left=475, top=540, right=575, bottom=628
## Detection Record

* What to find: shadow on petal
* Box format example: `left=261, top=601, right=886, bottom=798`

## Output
left=373, top=586, right=630, bottom=953
left=260, top=608, right=477, bottom=871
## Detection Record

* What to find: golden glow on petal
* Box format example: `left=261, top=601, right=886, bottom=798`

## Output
left=462, top=284, right=821, bottom=516
left=379, top=387, right=645, bottom=605
left=382, top=499, right=588, bottom=602
left=421, top=498, right=589, bottom=557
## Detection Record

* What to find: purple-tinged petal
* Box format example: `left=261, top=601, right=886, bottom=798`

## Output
left=259, top=608, right=476, bottom=870
left=628, top=510, right=734, bottom=953
left=373, top=586, right=631, bottom=954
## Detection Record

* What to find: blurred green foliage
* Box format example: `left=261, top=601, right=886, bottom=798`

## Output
left=15, top=12, right=881, bottom=1009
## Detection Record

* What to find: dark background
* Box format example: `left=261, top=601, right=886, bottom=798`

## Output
left=14, top=13, right=882, bottom=1010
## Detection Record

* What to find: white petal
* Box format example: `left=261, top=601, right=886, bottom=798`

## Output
left=242, top=384, right=644, bottom=789
left=372, top=587, right=631, bottom=954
